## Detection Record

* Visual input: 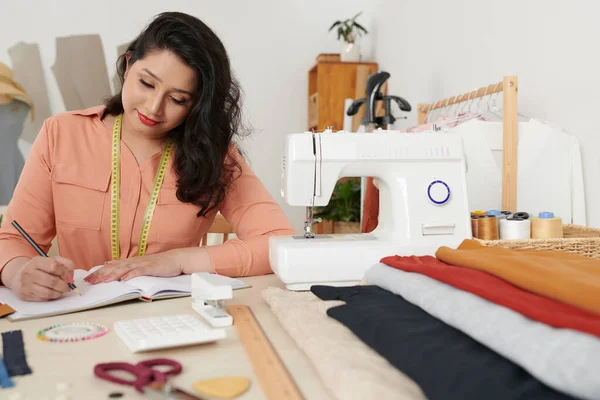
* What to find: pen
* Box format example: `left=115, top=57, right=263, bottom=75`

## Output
left=11, top=220, right=81, bottom=295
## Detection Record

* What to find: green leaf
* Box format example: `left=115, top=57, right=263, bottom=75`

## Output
left=340, top=182, right=352, bottom=200
left=313, top=179, right=361, bottom=222
left=328, top=20, right=341, bottom=31
left=330, top=11, right=368, bottom=43
left=353, top=22, right=368, bottom=33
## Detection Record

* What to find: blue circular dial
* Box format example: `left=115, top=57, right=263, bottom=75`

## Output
left=428, top=180, right=451, bottom=205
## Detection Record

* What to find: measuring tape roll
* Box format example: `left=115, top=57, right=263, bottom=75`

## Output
left=110, top=114, right=173, bottom=260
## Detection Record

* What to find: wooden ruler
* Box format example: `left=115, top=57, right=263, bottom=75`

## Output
left=227, top=305, right=304, bottom=400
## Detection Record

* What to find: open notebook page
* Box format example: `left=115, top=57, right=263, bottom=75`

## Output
left=0, top=269, right=141, bottom=321
left=123, top=274, right=192, bottom=298
left=0, top=268, right=250, bottom=320
left=123, top=272, right=250, bottom=297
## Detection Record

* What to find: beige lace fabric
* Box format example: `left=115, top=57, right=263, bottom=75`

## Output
left=262, top=287, right=426, bottom=400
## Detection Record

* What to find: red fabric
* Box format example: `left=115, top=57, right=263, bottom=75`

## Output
left=361, top=177, right=379, bottom=233
left=380, top=254, right=600, bottom=338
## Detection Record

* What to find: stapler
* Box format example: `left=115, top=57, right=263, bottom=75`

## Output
left=191, top=273, right=233, bottom=328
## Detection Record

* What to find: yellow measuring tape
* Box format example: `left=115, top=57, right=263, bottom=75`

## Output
left=110, top=114, right=173, bottom=260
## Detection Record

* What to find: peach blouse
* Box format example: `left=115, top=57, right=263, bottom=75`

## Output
left=0, top=106, right=295, bottom=277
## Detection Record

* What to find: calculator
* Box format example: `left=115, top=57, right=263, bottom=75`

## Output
left=114, top=314, right=226, bottom=353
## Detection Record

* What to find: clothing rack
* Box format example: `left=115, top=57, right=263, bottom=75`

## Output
left=416, top=76, right=519, bottom=212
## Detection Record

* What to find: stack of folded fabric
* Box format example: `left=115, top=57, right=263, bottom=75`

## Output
left=310, top=239, right=600, bottom=400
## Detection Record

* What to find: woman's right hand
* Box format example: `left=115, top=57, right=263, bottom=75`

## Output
left=1, top=256, right=76, bottom=301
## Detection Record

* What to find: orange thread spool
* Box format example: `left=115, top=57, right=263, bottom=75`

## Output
left=471, top=215, right=480, bottom=238
left=478, top=215, right=499, bottom=240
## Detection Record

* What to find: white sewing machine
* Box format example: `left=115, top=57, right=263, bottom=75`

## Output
left=269, top=129, right=472, bottom=291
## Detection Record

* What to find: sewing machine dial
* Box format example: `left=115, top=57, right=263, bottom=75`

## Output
left=427, top=180, right=451, bottom=205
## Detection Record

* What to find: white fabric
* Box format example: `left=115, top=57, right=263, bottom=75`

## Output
left=449, top=119, right=586, bottom=224
left=365, top=263, right=600, bottom=400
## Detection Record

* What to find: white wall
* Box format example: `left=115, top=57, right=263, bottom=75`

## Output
left=374, top=0, right=600, bottom=227
left=0, top=0, right=378, bottom=232
left=8, top=1, right=597, bottom=230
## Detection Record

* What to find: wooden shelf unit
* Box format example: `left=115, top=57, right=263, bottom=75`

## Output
left=308, top=61, right=378, bottom=132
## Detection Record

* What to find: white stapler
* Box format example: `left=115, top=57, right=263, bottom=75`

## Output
left=269, top=129, right=472, bottom=290
left=191, top=273, right=233, bottom=327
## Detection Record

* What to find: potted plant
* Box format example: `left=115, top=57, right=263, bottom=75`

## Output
left=329, top=11, right=368, bottom=62
left=314, top=178, right=361, bottom=233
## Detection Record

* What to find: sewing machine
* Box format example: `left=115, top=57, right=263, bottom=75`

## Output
left=269, top=129, right=472, bottom=290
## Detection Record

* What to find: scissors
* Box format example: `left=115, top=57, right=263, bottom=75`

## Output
left=94, top=358, right=182, bottom=393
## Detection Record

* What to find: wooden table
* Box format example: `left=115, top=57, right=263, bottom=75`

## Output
left=0, top=275, right=334, bottom=400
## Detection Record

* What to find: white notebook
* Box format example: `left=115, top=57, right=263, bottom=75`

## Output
left=0, top=267, right=249, bottom=321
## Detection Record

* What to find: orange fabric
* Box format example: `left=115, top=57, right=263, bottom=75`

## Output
left=360, top=177, right=379, bottom=233
left=0, top=106, right=295, bottom=277
left=436, top=239, right=600, bottom=314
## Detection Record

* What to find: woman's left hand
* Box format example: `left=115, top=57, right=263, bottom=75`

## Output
left=84, top=250, right=185, bottom=284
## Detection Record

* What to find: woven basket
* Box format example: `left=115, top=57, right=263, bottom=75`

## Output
left=476, top=224, right=600, bottom=259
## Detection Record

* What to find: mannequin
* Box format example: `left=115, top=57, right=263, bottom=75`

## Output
left=0, top=62, right=33, bottom=205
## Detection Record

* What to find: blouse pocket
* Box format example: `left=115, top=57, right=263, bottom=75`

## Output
left=52, top=163, right=111, bottom=230
left=153, top=186, right=204, bottom=245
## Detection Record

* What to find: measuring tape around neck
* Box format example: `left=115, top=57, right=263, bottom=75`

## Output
left=110, top=113, right=173, bottom=260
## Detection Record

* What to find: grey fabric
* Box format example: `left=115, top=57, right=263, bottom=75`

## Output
left=365, top=262, right=600, bottom=400
left=0, top=101, right=29, bottom=204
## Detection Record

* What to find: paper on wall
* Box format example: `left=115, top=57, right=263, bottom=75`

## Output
left=112, top=42, right=130, bottom=94
left=51, top=34, right=112, bottom=111
left=8, top=42, right=52, bottom=143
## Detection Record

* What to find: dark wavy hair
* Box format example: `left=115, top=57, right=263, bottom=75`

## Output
left=103, top=11, right=246, bottom=217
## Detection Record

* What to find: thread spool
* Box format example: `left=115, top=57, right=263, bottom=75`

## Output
left=531, top=212, right=563, bottom=239
left=512, top=212, right=529, bottom=220
left=477, top=215, right=499, bottom=240
left=499, top=217, right=531, bottom=240
left=487, top=209, right=507, bottom=222
left=471, top=210, right=486, bottom=216
left=471, top=215, right=480, bottom=238
left=501, top=210, right=513, bottom=219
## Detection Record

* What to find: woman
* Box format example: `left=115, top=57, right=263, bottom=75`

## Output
left=0, top=12, right=295, bottom=301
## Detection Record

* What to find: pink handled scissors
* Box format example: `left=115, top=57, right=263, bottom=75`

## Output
left=94, top=358, right=182, bottom=393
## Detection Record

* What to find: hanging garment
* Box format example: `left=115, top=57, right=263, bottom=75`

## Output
left=361, top=118, right=586, bottom=227
left=380, top=253, right=600, bottom=338
left=449, top=118, right=586, bottom=224
left=311, top=285, right=575, bottom=400
left=262, top=287, right=426, bottom=400
left=436, top=239, right=600, bottom=314
left=366, top=262, right=600, bottom=400
left=0, top=100, right=29, bottom=204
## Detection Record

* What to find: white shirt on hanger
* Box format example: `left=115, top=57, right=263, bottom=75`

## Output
left=448, top=119, right=586, bottom=225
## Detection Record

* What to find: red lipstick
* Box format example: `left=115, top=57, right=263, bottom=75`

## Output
left=137, top=111, right=159, bottom=126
